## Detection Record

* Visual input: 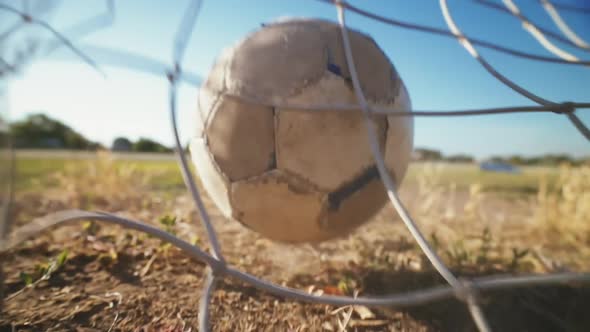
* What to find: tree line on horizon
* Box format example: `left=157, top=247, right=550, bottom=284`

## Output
left=8, top=113, right=587, bottom=165
left=414, top=148, right=589, bottom=166
left=10, top=113, right=172, bottom=153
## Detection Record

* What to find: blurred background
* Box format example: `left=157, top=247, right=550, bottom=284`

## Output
left=3, top=0, right=589, bottom=160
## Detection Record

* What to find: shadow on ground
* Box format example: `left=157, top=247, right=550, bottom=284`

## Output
left=358, top=267, right=590, bottom=332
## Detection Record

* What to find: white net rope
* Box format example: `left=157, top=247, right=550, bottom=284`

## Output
left=1, top=1, right=589, bottom=331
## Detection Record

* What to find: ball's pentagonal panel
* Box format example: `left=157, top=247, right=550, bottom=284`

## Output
left=205, top=96, right=275, bottom=182
left=226, top=21, right=327, bottom=101
left=324, top=172, right=387, bottom=236
left=324, top=25, right=400, bottom=103
left=385, top=83, right=414, bottom=185
left=230, top=170, right=326, bottom=243
left=276, top=109, right=387, bottom=192
left=189, top=138, right=232, bottom=218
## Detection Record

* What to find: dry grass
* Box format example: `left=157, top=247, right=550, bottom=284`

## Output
left=50, top=151, right=153, bottom=209
left=406, top=162, right=589, bottom=273
left=528, top=165, right=590, bottom=270
left=1, top=151, right=589, bottom=331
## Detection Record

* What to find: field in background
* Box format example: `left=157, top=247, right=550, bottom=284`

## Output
left=14, top=149, right=559, bottom=194
left=2, top=150, right=589, bottom=331
left=14, top=150, right=183, bottom=192
left=407, top=162, right=559, bottom=194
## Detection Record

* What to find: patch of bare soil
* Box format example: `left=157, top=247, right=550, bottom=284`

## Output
left=1, top=186, right=589, bottom=331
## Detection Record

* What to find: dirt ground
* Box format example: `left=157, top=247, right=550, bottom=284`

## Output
left=1, top=179, right=589, bottom=331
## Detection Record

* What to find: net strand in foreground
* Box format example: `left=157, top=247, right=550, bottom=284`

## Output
left=336, top=1, right=491, bottom=330
left=474, top=0, right=590, bottom=52
left=439, top=0, right=590, bottom=140
left=2, top=209, right=590, bottom=307
left=315, top=0, right=590, bottom=65
left=0, top=3, right=103, bottom=77
left=167, top=0, right=225, bottom=265
left=502, top=0, right=581, bottom=62
left=540, top=0, right=590, bottom=50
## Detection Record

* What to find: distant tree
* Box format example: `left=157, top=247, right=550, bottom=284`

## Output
left=484, top=154, right=582, bottom=166
left=88, top=141, right=104, bottom=150
left=525, top=157, right=541, bottom=165
left=132, top=137, right=172, bottom=153
left=414, top=148, right=442, bottom=161
left=10, top=113, right=100, bottom=150
left=538, top=154, right=573, bottom=166
left=488, top=156, right=506, bottom=163
left=111, top=137, right=133, bottom=152
left=446, top=154, right=474, bottom=163
left=507, top=155, right=524, bottom=165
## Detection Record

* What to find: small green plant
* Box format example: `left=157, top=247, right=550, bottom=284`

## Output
left=159, top=215, right=177, bottom=235
left=509, top=247, right=530, bottom=271
left=97, top=247, right=119, bottom=266
left=190, top=235, right=200, bottom=246
left=82, top=220, right=101, bottom=235
left=19, top=272, right=33, bottom=286
left=36, top=249, right=69, bottom=280
left=18, top=249, right=69, bottom=290
left=430, top=232, right=441, bottom=252
left=476, top=227, right=493, bottom=265
left=337, top=275, right=357, bottom=296
left=446, top=240, right=470, bottom=267
left=156, top=214, right=180, bottom=255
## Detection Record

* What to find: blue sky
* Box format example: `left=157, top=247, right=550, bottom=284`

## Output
left=3, top=0, right=590, bottom=159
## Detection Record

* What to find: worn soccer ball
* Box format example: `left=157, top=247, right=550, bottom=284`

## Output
left=190, top=18, right=413, bottom=243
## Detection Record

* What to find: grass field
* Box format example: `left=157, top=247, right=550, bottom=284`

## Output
left=405, top=162, right=559, bottom=195
left=14, top=150, right=184, bottom=192
left=2, top=150, right=589, bottom=331
left=14, top=150, right=559, bottom=194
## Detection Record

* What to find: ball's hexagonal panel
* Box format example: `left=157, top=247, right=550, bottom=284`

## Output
left=189, top=137, right=232, bottom=218
left=226, top=20, right=327, bottom=101
left=384, top=83, right=414, bottom=185
left=276, top=108, right=387, bottom=192
left=324, top=24, right=400, bottom=103
left=230, top=170, right=327, bottom=243
left=205, top=95, right=275, bottom=182
left=323, top=173, right=387, bottom=237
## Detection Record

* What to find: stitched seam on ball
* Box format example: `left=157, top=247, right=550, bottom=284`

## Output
left=227, top=181, right=253, bottom=231
left=366, top=34, right=401, bottom=104
left=271, top=106, right=280, bottom=172
left=189, top=138, right=233, bottom=220
left=322, top=115, right=387, bottom=211
left=202, top=138, right=232, bottom=196
left=275, top=168, right=323, bottom=195
left=326, top=165, right=380, bottom=212
left=202, top=90, right=221, bottom=136
left=382, top=114, right=390, bottom=156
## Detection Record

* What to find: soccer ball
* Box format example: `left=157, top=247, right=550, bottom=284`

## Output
left=190, top=18, right=413, bottom=243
